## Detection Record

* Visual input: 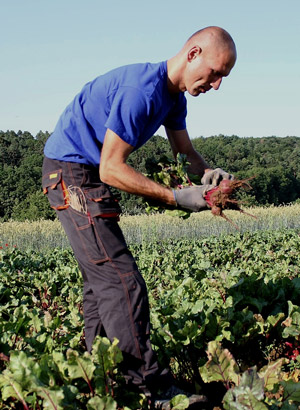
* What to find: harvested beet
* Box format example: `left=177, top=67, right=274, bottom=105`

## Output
left=218, top=179, right=234, bottom=195
left=204, top=177, right=256, bottom=229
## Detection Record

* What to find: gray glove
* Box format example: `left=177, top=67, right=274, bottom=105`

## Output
left=173, top=185, right=214, bottom=212
left=201, top=168, right=234, bottom=186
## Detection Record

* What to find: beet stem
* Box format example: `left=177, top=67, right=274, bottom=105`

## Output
left=239, top=209, right=258, bottom=219
left=220, top=212, right=240, bottom=230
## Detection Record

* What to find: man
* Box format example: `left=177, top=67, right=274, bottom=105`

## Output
left=42, top=26, right=236, bottom=407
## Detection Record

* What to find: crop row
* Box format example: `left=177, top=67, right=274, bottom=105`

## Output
left=1, top=203, right=300, bottom=252
left=0, top=229, right=300, bottom=408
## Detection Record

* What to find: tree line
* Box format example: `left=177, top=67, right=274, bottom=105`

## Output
left=0, top=130, right=299, bottom=221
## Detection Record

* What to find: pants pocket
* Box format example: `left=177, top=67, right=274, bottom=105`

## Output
left=69, top=185, right=122, bottom=264
left=84, top=185, right=122, bottom=218
left=70, top=210, right=110, bottom=264
left=42, top=169, right=69, bottom=210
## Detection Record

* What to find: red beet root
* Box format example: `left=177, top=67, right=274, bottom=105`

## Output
left=204, top=177, right=256, bottom=229
left=219, top=179, right=234, bottom=195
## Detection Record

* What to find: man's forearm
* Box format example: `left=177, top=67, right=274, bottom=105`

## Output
left=100, top=129, right=176, bottom=205
left=100, top=161, right=176, bottom=205
left=185, top=149, right=211, bottom=177
left=165, top=127, right=211, bottom=178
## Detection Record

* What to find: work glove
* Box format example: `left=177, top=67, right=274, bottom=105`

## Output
left=201, top=168, right=234, bottom=186
left=173, top=185, right=214, bottom=212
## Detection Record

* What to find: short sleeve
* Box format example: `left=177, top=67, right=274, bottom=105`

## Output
left=163, top=93, right=187, bottom=130
left=105, top=87, right=151, bottom=147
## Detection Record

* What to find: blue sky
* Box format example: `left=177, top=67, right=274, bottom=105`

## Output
left=1, top=0, right=299, bottom=139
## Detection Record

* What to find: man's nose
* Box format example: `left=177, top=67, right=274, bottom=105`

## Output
left=210, top=77, right=222, bottom=90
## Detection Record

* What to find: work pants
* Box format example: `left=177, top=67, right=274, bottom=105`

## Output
left=42, top=157, right=171, bottom=392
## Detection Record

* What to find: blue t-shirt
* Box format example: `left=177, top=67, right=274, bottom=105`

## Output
left=44, top=60, right=187, bottom=166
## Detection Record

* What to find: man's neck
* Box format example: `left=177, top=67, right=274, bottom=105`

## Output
left=166, top=56, right=185, bottom=94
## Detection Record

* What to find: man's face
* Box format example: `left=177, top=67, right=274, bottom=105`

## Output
left=183, top=46, right=236, bottom=97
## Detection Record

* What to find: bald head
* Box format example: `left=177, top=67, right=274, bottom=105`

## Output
left=187, top=27, right=235, bottom=46
left=185, top=26, right=237, bottom=62
left=167, top=26, right=236, bottom=96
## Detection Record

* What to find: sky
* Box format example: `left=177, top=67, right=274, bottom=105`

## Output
left=1, top=0, right=300, bottom=140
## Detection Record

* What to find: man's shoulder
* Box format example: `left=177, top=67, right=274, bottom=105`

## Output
left=95, top=61, right=167, bottom=91
left=111, top=60, right=166, bottom=76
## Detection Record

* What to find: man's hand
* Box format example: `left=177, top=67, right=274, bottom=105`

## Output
left=173, top=185, right=214, bottom=212
left=201, top=168, right=234, bottom=186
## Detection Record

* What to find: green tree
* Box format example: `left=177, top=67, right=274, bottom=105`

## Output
left=11, top=190, right=56, bottom=221
left=0, top=131, right=299, bottom=220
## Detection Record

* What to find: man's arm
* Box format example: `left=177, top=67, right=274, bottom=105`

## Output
left=166, top=128, right=234, bottom=185
left=165, top=127, right=212, bottom=177
left=99, top=128, right=176, bottom=205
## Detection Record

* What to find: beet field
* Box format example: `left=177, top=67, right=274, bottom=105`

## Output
left=1, top=205, right=300, bottom=409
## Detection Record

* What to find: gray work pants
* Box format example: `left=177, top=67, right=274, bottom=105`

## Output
left=42, top=156, right=171, bottom=393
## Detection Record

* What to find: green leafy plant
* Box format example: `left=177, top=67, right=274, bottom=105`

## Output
left=144, top=153, right=195, bottom=218
left=200, top=341, right=300, bottom=409
left=1, top=229, right=300, bottom=407
left=144, top=153, right=256, bottom=226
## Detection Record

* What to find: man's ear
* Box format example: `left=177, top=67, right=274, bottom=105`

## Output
left=187, top=45, right=202, bottom=62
